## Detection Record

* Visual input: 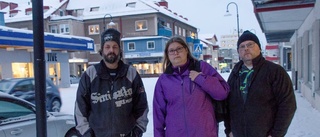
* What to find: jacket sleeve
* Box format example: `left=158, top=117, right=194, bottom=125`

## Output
left=270, top=67, right=297, bottom=137
left=193, top=61, right=230, bottom=101
left=153, top=77, right=166, bottom=137
left=74, top=69, right=94, bottom=136
left=132, top=71, right=149, bottom=133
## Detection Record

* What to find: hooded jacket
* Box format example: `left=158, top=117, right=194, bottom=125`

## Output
left=74, top=60, right=149, bottom=137
left=153, top=59, right=229, bottom=137
left=224, top=54, right=296, bottom=137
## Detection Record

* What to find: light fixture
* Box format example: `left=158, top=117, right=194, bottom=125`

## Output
left=6, top=47, right=14, bottom=51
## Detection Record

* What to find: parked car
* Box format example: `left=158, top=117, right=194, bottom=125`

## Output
left=221, top=67, right=231, bottom=73
left=0, top=92, right=78, bottom=137
left=0, top=78, right=61, bottom=112
left=70, top=75, right=80, bottom=84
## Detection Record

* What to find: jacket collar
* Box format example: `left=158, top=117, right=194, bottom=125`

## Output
left=97, top=60, right=128, bottom=79
left=164, top=58, right=197, bottom=75
left=232, top=53, right=264, bottom=75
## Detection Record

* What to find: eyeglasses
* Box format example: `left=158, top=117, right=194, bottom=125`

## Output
left=239, top=42, right=255, bottom=50
left=168, top=46, right=185, bottom=55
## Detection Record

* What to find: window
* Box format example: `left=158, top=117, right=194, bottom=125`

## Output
left=178, top=27, right=181, bottom=35
left=175, top=26, right=178, bottom=35
left=166, top=23, right=171, bottom=28
left=135, top=20, right=148, bottom=31
left=60, top=24, right=70, bottom=34
left=308, top=44, right=312, bottom=83
left=50, top=25, right=58, bottom=33
left=75, top=9, right=84, bottom=17
left=182, top=29, right=186, bottom=37
left=147, top=41, right=155, bottom=49
left=90, top=7, right=99, bottom=12
left=0, top=100, right=35, bottom=119
left=88, top=25, right=100, bottom=35
left=128, top=42, right=135, bottom=51
left=59, top=9, right=64, bottom=16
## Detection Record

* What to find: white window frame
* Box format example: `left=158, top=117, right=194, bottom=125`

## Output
left=88, top=25, right=100, bottom=35
left=135, top=20, right=148, bottom=31
left=147, top=41, right=155, bottom=50
left=128, top=42, right=136, bottom=51
left=59, top=24, right=70, bottom=34
left=50, top=25, right=58, bottom=33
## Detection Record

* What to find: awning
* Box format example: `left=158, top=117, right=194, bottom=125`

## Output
left=252, top=0, right=315, bottom=43
left=0, top=26, right=94, bottom=51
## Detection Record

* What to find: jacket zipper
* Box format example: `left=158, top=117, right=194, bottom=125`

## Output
left=180, top=73, right=189, bottom=136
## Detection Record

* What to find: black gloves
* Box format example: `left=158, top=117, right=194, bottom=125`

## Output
left=125, top=126, right=143, bottom=137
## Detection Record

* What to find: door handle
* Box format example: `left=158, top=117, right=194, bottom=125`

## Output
left=11, top=128, right=23, bottom=135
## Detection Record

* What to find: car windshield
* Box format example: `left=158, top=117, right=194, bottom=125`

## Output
left=0, top=81, right=14, bottom=93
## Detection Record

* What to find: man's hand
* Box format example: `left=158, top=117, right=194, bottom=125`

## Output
left=189, top=70, right=201, bottom=81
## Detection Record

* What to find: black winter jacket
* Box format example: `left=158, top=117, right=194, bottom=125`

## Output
left=74, top=60, right=149, bottom=137
left=224, top=54, right=296, bottom=137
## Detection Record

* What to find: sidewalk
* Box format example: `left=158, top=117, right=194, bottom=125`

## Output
left=60, top=78, right=320, bottom=136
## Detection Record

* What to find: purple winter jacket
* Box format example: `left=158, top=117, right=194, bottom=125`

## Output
left=153, top=60, right=229, bottom=137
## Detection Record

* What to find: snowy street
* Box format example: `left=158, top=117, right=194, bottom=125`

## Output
left=60, top=72, right=320, bottom=137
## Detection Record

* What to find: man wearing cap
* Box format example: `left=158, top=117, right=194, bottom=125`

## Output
left=74, top=28, right=149, bottom=137
left=224, top=30, right=296, bottom=137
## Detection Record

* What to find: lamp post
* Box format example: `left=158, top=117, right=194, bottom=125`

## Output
left=103, top=14, right=115, bottom=31
left=226, top=2, right=239, bottom=38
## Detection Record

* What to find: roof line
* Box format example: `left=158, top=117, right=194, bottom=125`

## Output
left=255, top=3, right=314, bottom=13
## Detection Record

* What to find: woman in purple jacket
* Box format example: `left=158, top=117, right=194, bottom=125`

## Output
left=153, top=36, right=229, bottom=137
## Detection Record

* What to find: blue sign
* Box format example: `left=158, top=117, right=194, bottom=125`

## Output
left=193, top=44, right=203, bottom=54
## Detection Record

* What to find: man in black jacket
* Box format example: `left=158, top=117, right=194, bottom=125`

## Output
left=224, top=30, right=296, bottom=137
left=74, top=28, right=149, bottom=137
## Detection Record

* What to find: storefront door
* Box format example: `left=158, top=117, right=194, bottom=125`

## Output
left=48, top=63, right=60, bottom=86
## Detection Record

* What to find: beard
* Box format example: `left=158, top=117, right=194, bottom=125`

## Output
left=103, top=52, right=119, bottom=64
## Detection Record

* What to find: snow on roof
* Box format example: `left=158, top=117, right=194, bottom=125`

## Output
left=0, top=25, right=93, bottom=41
left=3, top=0, right=68, bottom=23
left=3, top=0, right=196, bottom=29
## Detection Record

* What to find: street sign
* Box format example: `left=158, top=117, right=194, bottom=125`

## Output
left=194, top=44, right=203, bottom=54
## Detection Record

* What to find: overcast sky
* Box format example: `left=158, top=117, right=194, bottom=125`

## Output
left=163, top=0, right=267, bottom=47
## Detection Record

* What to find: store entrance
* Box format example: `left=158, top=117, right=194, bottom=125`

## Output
left=48, top=63, right=60, bottom=86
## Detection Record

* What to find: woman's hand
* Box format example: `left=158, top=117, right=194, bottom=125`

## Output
left=189, top=70, right=201, bottom=81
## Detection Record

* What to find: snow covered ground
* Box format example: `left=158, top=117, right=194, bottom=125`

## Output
left=60, top=72, right=320, bottom=137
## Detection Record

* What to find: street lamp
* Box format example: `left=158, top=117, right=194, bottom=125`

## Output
left=103, top=14, right=115, bottom=31
left=225, top=2, right=240, bottom=38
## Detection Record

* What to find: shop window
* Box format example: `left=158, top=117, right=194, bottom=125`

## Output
left=128, top=42, right=135, bottom=51
left=12, top=63, right=34, bottom=78
left=147, top=41, right=155, bottom=49
left=135, top=20, right=148, bottom=31
left=48, top=63, right=60, bottom=85
left=89, top=25, right=100, bottom=35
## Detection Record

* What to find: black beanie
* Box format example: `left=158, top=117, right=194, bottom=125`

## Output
left=237, top=30, right=261, bottom=49
left=101, top=28, right=121, bottom=49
